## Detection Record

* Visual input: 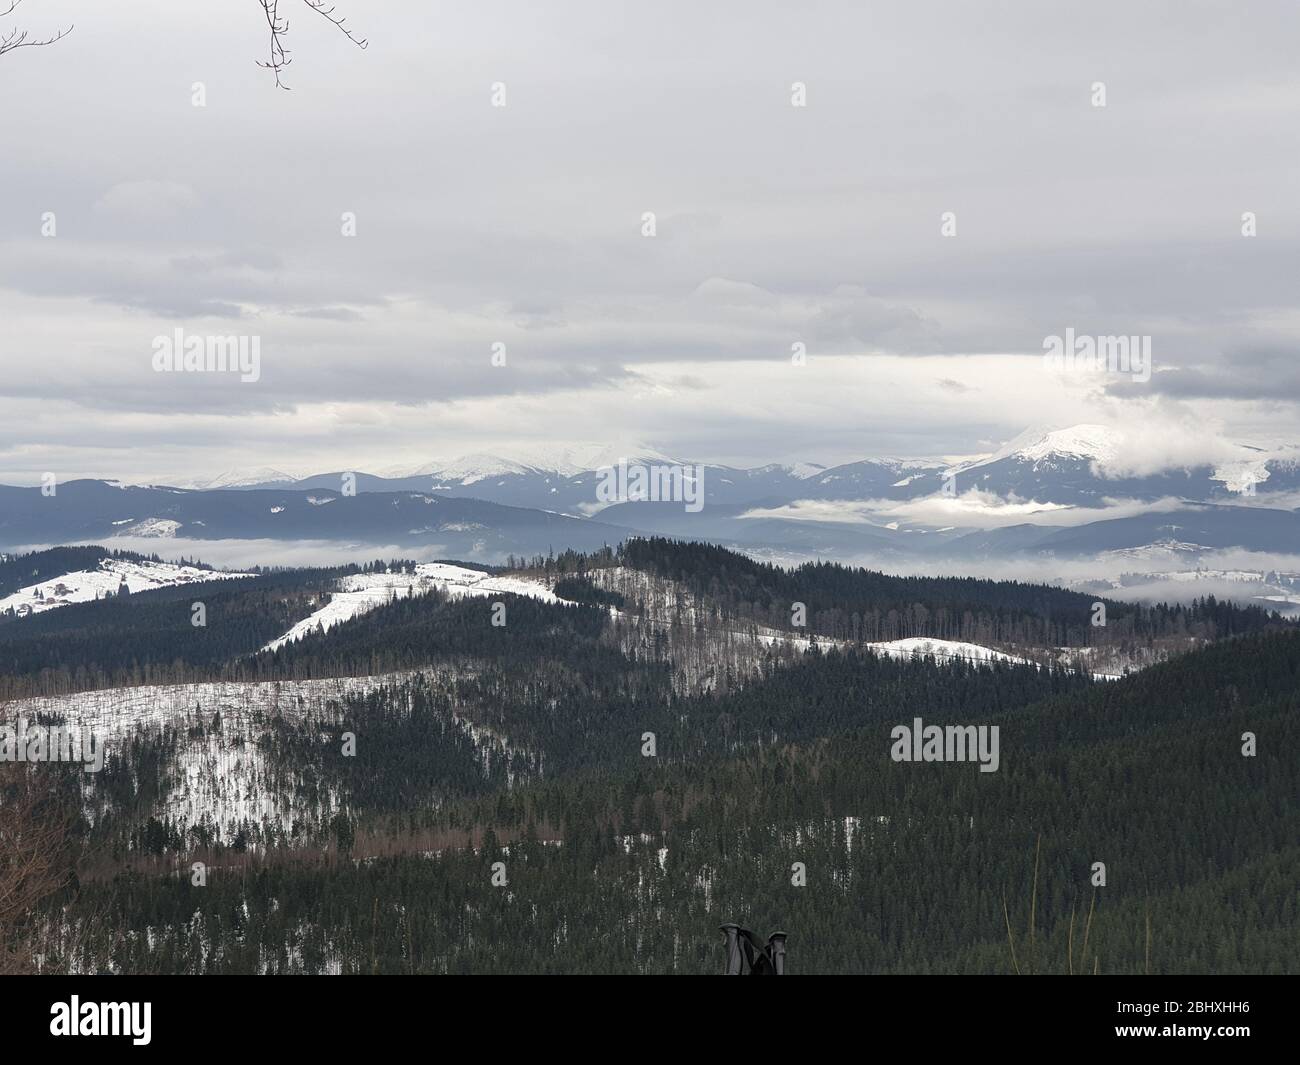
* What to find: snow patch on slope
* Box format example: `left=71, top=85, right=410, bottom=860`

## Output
left=954, top=424, right=1122, bottom=473
left=260, top=563, right=559, bottom=652
left=1212, top=457, right=1271, bottom=494
left=387, top=442, right=680, bottom=482
left=0, top=558, right=254, bottom=618
left=180, top=467, right=300, bottom=490
left=4, top=673, right=437, bottom=838
left=864, top=637, right=1029, bottom=667
left=117, top=518, right=183, bottom=538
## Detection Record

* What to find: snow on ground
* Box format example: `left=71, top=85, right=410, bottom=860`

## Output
left=753, top=627, right=822, bottom=651
left=2, top=671, right=495, bottom=840
left=1213, top=457, right=1271, bottom=494
left=953, top=424, right=1122, bottom=472
left=863, top=637, right=1029, bottom=668
left=178, top=466, right=299, bottom=490
left=864, top=636, right=1121, bottom=679
left=261, top=563, right=558, bottom=652
left=4, top=675, right=401, bottom=749
left=0, top=558, right=254, bottom=618
left=2, top=675, right=405, bottom=836
left=757, top=629, right=1120, bottom=678
left=413, top=563, right=562, bottom=604
left=585, top=565, right=1097, bottom=691
left=116, top=518, right=183, bottom=538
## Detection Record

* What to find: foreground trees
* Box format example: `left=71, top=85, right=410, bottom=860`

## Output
left=0, top=763, right=77, bottom=974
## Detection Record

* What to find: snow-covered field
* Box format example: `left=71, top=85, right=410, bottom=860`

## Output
left=862, top=636, right=1125, bottom=679
left=863, top=636, right=1029, bottom=668
left=0, top=558, right=254, bottom=618
left=261, top=562, right=558, bottom=652
left=752, top=631, right=1028, bottom=667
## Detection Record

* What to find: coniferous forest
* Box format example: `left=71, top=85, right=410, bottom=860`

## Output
left=1, top=539, right=1295, bottom=975
left=6, top=5, right=1300, bottom=1032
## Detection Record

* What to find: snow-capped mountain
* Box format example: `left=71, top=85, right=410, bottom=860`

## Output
left=785, top=461, right=829, bottom=480
left=188, top=426, right=1299, bottom=510
left=178, top=467, right=301, bottom=490
left=381, top=453, right=534, bottom=484
left=5, top=426, right=1299, bottom=567
left=956, top=424, right=1122, bottom=471
left=378, top=443, right=681, bottom=483
left=896, top=425, right=1300, bottom=507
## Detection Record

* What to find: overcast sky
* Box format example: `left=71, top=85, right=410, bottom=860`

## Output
left=2, top=0, right=1299, bottom=484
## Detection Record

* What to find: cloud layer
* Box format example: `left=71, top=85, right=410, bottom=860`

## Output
left=2, top=0, right=1299, bottom=483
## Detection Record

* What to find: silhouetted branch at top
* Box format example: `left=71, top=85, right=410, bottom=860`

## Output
left=257, top=0, right=368, bottom=90
left=0, top=0, right=72, bottom=58
left=0, top=2, right=367, bottom=90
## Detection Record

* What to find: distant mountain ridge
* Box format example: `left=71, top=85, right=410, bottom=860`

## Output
left=164, top=424, right=1300, bottom=511
left=4, top=426, right=1298, bottom=567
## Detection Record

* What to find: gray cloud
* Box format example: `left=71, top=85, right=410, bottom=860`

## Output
left=1, top=0, right=1298, bottom=481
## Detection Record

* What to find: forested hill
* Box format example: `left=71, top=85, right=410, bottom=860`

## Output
left=0, top=555, right=486, bottom=698
left=32, top=623, right=1299, bottom=974
left=0, top=546, right=171, bottom=597
left=6, top=531, right=1297, bottom=974
left=608, top=537, right=1289, bottom=646
left=0, top=536, right=1290, bottom=698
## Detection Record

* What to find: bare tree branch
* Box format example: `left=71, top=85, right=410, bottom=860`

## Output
left=0, top=2, right=366, bottom=91
left=0, top=0, right=73, bottom=59
left=256, top=0, right=368, bottom=90
left=0, top=762, right=78, bottom=975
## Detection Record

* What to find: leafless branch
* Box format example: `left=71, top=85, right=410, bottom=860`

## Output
left=0, top=0, right=72, bottom=59
left=0, top=2, right=364, bottom=88
left=257, top=0, right=368, bottom=90
left=0, top=763, right=78, bottom=974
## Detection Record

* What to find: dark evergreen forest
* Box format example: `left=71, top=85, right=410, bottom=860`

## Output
left=3, top=540, right=1296, bottom=974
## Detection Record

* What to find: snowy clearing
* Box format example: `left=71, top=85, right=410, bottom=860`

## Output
left=260, top=563, right=558, bottom=652
left=864, top=637, right=1029, bottom=667
left=0, top=558, right=254, bottom=618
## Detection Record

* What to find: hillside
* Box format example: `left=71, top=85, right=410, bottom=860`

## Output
left=2, top=539, right=1294, bottom=974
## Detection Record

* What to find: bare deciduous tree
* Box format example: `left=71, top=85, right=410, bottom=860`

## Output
left=0, top=1, right=368, bottom=89
left=0, top=763, right=78, bottom=975
left=257, top=0, right=367, bottom=89
left=0, top=0, right=72, bottom=58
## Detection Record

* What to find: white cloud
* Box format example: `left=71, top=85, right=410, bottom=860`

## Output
left=2, top=1, right=1299, bottom=484
left=739, top=492, right=1191, bottom=531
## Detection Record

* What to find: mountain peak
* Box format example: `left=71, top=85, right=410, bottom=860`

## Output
left=180, top=466, right=299, bottom=490
left=990, top=424, right=1122, bottom=466
left=387, top=442, right=680, bottom=483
